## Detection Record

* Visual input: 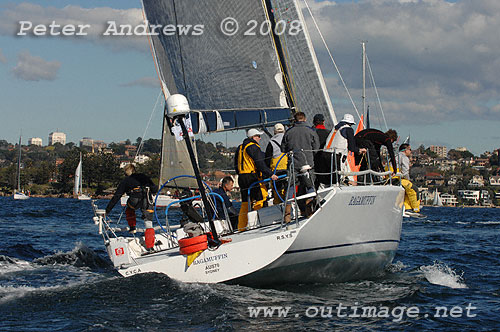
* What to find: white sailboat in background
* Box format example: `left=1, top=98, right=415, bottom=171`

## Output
left=91, top=0, right=405, bottom=284
left=432, top=188, right=443, bottom=207
left=74, top=152, right=91, bottom=200
left=13, top=135, right=29, bottom=200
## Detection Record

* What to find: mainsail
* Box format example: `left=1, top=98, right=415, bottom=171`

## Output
left=142, top=0, right=292, bottom=132
left=74, top=156, right=82, bottom=196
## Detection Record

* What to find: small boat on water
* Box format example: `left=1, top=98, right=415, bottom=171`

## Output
left=432, top=188, right=443, bottom=207
left=91, top=0, right=405, bottom=285
left=13, top=135, right=29, bottom=200
left=74, top=152, right=91, bottom=201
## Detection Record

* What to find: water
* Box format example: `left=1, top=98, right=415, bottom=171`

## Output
left=1, top=197, right=499, bottom=331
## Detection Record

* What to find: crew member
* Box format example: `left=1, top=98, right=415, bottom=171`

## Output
left=235, top=129, right=278, bottom=230
left=312, top=113, right=332, bottom=188
left=325, top=113, right=367, bottom=173
left=355, top=128, right=398, bottom=183
left=397, top=144, right=420, bottom=213
left=212, top=176, right=239, bottom=230
left=105, top=164, right=158, bottom=251
left=282, top=112, right=320, bottom=219
left=265, top=123, right=288, bottom=204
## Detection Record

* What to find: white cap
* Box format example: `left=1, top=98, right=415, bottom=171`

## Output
left=247, top=128, right=264, bottom=138
left=341, top=113, right=355, bottom=125
left=274, top=123, right=285, bottom=134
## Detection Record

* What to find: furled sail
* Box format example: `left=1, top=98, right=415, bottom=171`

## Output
left=142, top=0, right=292, bottom=132
left=269, top=0, right=337, bottom=128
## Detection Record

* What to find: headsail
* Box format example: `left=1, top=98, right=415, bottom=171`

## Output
left=159, top=112, right=198, bottom=188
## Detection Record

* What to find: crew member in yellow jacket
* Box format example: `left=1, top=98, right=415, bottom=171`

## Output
left=235, top=129, right=278, bottom=230
left=397, top=144, right=420, bottom=212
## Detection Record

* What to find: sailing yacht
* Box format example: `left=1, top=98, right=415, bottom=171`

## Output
left=432, top=188, right=443, bottom=207
left=13, top=136, right=29, bottom=200
left=74, top=152, right=91, bottom=200
left=91, top=0, right=405, bottom=284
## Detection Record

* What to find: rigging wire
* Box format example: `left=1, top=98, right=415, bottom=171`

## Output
left=301, top=0, right=362, bottom=123
left=135, top=90, right=163, bottom=158
left=366, top=55, right=389, bottom=131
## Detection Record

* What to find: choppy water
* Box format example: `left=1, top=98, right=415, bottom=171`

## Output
left=1, top=197, right=499, bottom=331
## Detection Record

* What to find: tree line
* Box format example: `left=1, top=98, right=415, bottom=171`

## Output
left=0, top=138, right=232, bottom=196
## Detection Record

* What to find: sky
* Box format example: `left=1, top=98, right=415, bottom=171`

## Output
left=1, top=0, right=499, bottom=155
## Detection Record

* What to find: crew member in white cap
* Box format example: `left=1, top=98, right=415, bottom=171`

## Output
left=326, top=113, right=367, bottom=166
left=235, top=128, right=278, bottom=230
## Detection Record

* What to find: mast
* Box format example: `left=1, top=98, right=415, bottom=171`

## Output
left=177, top=115, right=219, bottom=243
left=362, top=41, right=367, bottom=121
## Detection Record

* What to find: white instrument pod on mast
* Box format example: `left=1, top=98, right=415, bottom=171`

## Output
left=166, top=94, right=190, bottom=117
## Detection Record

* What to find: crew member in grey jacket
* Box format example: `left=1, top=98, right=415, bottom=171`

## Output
left=282, top=112, right=320, bottom=217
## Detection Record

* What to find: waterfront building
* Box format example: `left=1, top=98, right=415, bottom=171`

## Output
left=440, top=193, right=458, bottom=207
left=457, top=190, right=480, bottom=204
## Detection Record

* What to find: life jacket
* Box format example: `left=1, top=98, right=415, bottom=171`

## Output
left=269, top=138, right=288, bottom=171
left=330, top=124, right=350, bottom=155
left=237, top=141, right=259, bottom=174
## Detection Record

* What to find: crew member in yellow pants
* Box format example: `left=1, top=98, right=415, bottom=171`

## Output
left=235, top=129, right=278, bottom=230
left=401, top=178, right=420, bottom=212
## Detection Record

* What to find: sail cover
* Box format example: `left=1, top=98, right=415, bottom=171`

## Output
left=142, top=0, right=291, bottom=129
left=269, top=0, right=337, bottom=128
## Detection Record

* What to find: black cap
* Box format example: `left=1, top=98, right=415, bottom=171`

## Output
left=313, top=114, right=325, bottom=124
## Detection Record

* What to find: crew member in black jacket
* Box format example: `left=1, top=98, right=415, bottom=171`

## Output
left=106, top=164, right=158, bottom=250
left=355, top=128, right=398, bottom=172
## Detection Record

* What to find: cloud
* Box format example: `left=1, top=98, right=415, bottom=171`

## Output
left=301, top=0, right=500, bottom=125
left=12, top=51, right=61, bottom=81
left=0, top=3, right=148, bottom=52
left=120, top=77, right=158, bottom=88
left=0, top=48, right=6, bottom=63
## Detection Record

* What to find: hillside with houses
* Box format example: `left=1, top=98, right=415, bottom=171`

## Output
left=406, top=145, right=500, bottom=207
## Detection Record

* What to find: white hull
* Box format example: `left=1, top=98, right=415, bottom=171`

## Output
left=239, top=185, right=404, bottom=284
left=98, top=185, right=404, bottom=285
left=78, top=194, right=91, bottom=201
left=13, top=192, right=29, bottom=200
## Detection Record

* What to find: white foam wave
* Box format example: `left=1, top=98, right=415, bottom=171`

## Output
left=0, top=285, right=60, bottom=303
left=0, top=256, right=34, bottom=275
left=477, top=221, right=500, bottom=225
left=386, top=261, right=409, bottom=273
left=420, top=261, right=467, bottom=289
